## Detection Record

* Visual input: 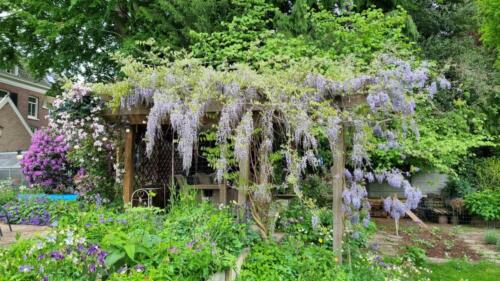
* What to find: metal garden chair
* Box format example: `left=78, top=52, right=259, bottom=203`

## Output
left=0, top=206, right=12, bottom=237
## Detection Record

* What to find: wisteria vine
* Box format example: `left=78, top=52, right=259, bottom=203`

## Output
left=99, top=54, right=449, bottom=229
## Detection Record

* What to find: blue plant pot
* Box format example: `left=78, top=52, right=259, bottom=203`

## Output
left=17, top=193, right=78, bottom=201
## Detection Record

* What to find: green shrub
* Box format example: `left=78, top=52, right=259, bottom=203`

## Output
left=0, top=180, right=17, bottom=206
left=474, top=157, right=500, bottom=191
left=485, top=231, right=498, bottom=245
left=442, top=176, right=474, bottom=199
left=301, top=175, right=331, bottom=207
left=402, top=246, right=427, bottom=267
left=464, top=190, right=500, bottom=221
left=497, top=238, right=500, bottom=251
left=237, top=240, right=347, bottom=281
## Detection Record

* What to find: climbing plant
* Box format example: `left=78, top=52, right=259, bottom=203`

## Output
left=94, top=51, right=448, bottom=261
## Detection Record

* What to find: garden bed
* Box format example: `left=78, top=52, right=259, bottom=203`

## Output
left=373, top=218, right=480, bottom=260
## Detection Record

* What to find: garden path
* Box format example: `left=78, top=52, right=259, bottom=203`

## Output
left=0, top=223, right=50, bottom=247
left=452, top=226, right=500, bottom=263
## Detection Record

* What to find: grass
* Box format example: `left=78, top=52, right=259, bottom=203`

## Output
left=424, top=259, right=500, bottom=281
left=484, top=230, right=497, bottom=245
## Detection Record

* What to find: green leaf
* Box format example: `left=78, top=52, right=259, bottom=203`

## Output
left=124, top=244, right=136, bottom=260
left=105, top=252, right=125, bottom=267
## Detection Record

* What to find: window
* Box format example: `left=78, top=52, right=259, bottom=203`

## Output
left=0, top=90, right=18, bottom=107
left=9, top=92, right=18, bottom=107
left=28, top=96, right=38, bottom=119
left=42, top=97, right=50, bottom=109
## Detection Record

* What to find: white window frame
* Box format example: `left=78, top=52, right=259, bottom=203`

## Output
left=42, top=97, right=49, bottom=109
left=27, top=96, right=39, bottom=120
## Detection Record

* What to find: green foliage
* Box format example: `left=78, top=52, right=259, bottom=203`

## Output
left=484, top=230, right=498, bottom=245
left=472, top=157, right=500, bottom=190
left=425, top=259, right=500, bottom=281
left=497, top=237, right=500, bottom=251
left=0, top=193, right=255, bottom=280
left=402, top=246, right=427, bottom=267
left=0, top=180, right=18, bottom=206
left=476, top=0, right=500, bottom=65
left=0, top=0, right=242, bottom=81
left=370, top=98, right=490, bottom=172
left=102, top=228, right=161, bottom=270
left=300, top=175, right=331, bottom=207
left=237, top=240, right=348, bottom=281
left=464, top=190, right=500, bottom=221
left=191, top=3, right=414, bottom=69
left=442, top=176, right=474, bottom=199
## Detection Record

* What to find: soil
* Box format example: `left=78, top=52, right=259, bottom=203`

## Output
left=372, top=218, right=482, bottom=261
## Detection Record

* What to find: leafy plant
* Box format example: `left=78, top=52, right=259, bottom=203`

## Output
left=473, top=157, right=500, bottom=190
left=102, top=229, right=161, bottom=270
left=1, top=197, right=81, bottom=226
left=402, top=246, right=427, bottom=267
left=484, top=230, right=498, bottom=245
left=0, top=180, right=18, bottom=206
left=464, top=190, right=500, bottom=221
left=237, top=240, right=348, bottom=281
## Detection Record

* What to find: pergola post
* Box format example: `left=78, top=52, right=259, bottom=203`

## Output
left=238, top=151, right=250, bottom=205
left=331, top=123, right=345, bottom=264
left=123, top=127, right=135, bottom=204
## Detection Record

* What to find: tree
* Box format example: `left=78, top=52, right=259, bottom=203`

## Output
left=476, top=0, right=500, bottom=64
left=0, top=0, right=242, bottom=81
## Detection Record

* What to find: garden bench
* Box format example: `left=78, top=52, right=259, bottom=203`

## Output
left=174, top=174, right=227, bottom=204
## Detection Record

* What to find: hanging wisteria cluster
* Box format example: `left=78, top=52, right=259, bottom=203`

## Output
left=103, top=54, right=449, bottom=226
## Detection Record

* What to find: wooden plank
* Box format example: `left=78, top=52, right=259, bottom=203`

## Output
left=406, top=210, right=429, bottom=229
left=123, top=128, right=134, bottom=204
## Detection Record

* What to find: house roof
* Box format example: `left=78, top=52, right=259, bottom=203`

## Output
left=0, top=68, right=51, bottom=94
left=0, top=96, right=33, bottom=137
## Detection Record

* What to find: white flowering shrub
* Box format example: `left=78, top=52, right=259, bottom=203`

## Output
left=50, top=84, right=118, bottom=201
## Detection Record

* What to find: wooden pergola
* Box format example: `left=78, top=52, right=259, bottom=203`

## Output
left=106, top=102, right=251, bottom=207
left=107, top=93, right=367, bottom=263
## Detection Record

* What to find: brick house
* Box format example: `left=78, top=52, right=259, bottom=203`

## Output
left=0, top=66, right=51, bottom=152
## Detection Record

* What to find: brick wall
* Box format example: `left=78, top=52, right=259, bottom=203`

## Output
left=0, top=105, right=32, bottom=152
left=0, top=82, right=49, bottom=130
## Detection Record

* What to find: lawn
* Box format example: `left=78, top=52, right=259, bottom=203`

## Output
left=425, top=260, right=500, bottom=281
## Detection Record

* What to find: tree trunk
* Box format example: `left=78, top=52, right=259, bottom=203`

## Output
left=331, top=124, right=345, bottom=264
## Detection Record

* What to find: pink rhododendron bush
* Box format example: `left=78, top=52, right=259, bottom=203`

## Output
left=20, top=129, right=73, bottom=193
left=19, top=84, right=119, bottom=199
